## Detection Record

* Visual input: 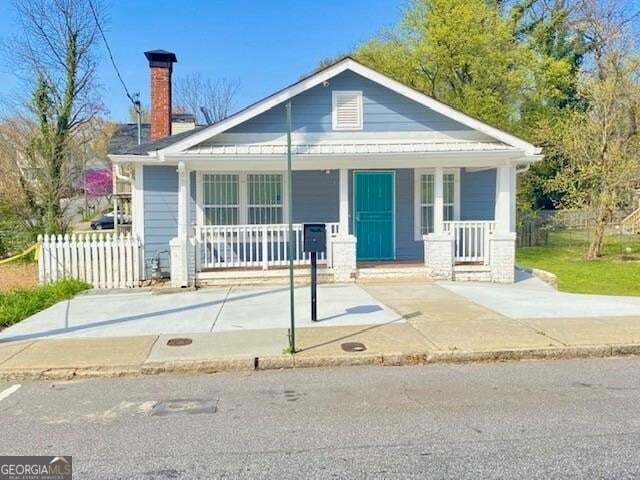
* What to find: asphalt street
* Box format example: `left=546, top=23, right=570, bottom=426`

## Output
left=1, top=358, right=639, bottom=479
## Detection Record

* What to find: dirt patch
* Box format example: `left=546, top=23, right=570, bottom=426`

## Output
left=0, top=263, right=38, bottom=292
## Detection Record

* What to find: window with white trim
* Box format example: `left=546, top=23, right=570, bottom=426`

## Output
left=332, top=91, right=363, bottom=130
left=443, top=173, right=455, bottom=221
left=247, top=174, right=284, bottom=224
left=416, top=170, right=459, bottom=237
left=419, top=174, right=435, bottom=235
left=203, top=174, right=239, bottom=225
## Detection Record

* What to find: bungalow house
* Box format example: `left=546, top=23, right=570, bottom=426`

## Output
left=108, top=50, right=542, bottom=288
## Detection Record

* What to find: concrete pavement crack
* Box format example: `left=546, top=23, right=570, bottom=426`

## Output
left=511, top=318, right=567, bottom=346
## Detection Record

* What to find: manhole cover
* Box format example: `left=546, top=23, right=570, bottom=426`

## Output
left=151, top=399, right=217, bottom=416
left=341, top=342, right=367, bottom=352
left=166, top=337, right=192, bottom=347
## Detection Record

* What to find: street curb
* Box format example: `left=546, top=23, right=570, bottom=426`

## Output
left=0, top=344, right=638, bottom=381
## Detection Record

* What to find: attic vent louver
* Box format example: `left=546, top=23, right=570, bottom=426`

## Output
left=332, top=91, right=363, bottom=130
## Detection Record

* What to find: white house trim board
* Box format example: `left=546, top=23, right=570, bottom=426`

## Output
left=133, top=164, right=145, bottom=279
left=166, top=151, right=535, bottom=172
left=133, top=164, right=144, bottom=244
left=158, top=57, right=541, bottom=157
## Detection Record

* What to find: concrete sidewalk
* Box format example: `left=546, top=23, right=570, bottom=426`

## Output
left=1, top=279, right=639, bottom=380
left=1, top=284, right=639, bottom=380
left=0, top=285, right=401, bottom=343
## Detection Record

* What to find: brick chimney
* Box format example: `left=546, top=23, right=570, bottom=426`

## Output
left=144, top=50, right=178, bottom=140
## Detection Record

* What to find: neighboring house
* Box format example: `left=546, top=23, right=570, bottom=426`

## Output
left=109, top=50, right=542, bottom=287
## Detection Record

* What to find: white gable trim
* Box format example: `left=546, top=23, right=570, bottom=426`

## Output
left=158, top=58, right=541, bottom=157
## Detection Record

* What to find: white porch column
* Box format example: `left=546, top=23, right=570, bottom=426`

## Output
left=433, top=167, right=444, bottom=234
left=491, top=165, right=516, bottom=283
left=177, top=161, right=190, bottom=240
left=170, top=161, right=191, bottom=287
left=332, top=168, right=357, bottom=282
left=339, top=168, right=349, bottom=235
left=494, top=165, right=514, bottom=233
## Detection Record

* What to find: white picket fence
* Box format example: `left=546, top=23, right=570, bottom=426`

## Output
left=38, top=233, right=141, bottom=288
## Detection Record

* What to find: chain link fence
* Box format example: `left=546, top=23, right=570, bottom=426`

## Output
left=517, top=209, right=635, bottom=248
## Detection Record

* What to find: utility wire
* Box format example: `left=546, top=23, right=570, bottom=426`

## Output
left=88, top=0, right=138, bottom=106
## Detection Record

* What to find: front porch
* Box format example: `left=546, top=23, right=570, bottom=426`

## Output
left=166, top=163, right=518, bottom=287
left=190, top=219, right=501, bottom=284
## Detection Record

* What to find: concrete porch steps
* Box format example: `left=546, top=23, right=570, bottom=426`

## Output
left=356, top=265, right=431, bottom=282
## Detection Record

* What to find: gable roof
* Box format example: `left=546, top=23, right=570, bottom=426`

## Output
left=119, top=57, right=541, bottom=158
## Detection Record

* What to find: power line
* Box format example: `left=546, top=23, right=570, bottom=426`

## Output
left=88, top=0, right=138, bottom=107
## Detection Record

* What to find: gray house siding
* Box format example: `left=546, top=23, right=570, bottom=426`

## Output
left=460, top=169, right=496, bottom=221
left=228, top=70, right=474, bottom=135
left=142, top=166, right=196, bottom=277
left=291, top=170, right=339, bottom=223
left=394, top=169, right=423, bottom=260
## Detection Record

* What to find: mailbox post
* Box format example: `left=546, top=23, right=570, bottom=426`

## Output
left=303, top=223, right=326, bottom=322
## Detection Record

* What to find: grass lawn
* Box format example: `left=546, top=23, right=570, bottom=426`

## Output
left=0, top=279, right=90, bottom=329
left=516, top=230, right=640, bottom=296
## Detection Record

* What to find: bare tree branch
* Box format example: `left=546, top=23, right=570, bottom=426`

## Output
left=173, top=73, right=240, bottom=124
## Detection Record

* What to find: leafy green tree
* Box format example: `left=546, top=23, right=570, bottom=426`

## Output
left=539, top=0, right=640, bottom=259
left=355, top=0, right=576, bottom=134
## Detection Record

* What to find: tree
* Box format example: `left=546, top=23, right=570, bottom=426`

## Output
left=512, top=0, right=589, bottom=212
left=85, top=168, right=112, bottom=201
left=173, top=73, right=239, bottom=124
left=354, top=0, right=576, bottom=133
left=0, top=0, right=105, bottom=234
left=541, top=0, right=640, bottom=259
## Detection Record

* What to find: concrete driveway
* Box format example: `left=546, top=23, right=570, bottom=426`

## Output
left=440, top=270, right=640, bottom=319
left=0, top=284, right=403, bottom=343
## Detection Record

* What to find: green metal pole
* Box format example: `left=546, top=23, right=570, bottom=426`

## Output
left=286, top=101, right=296, bottom=353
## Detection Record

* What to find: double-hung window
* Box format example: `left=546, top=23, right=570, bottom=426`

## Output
left=200, top=173, right=285, bottom=225
left=415, top=169, right=459, bottom=238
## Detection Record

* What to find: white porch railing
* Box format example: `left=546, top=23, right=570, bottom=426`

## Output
left=443, top=221, right=496, bottom=265
left=195, top=223, right=340, bottom=271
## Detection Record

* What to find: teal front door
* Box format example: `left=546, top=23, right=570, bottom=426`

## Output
left=353, top=171, right=395, bottom=260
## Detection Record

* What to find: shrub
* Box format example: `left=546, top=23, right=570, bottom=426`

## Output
left=0, top=279, right=90, bottom=328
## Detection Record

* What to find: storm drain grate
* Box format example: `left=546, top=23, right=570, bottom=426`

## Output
left=151, top=399, right=217, bottom=416
left=341, top=342, right=367, bottom=352
left=166, top=337, right=193, bottom=347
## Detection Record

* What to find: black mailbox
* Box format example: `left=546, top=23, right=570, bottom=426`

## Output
left=303, top=223, right=326, bottom=253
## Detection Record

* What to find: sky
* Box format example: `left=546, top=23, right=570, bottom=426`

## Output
left=0, top=0, right=403, bottom=122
